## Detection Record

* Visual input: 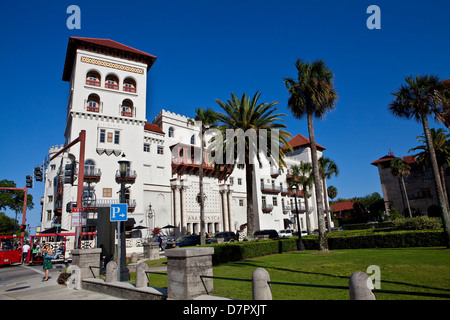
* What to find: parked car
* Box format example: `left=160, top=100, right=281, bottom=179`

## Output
left=165, top=235, right=200, bottom=249
left=253, top=229, right=279, bottom=239
left=213, top=231, right=237, bottom=242
left=278, top=229, right=294, bottom=237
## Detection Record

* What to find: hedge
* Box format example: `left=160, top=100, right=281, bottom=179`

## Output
left=204, top=229, right=446, bottom=265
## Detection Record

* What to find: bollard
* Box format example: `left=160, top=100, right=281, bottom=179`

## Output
left=131, top=252, right=138, bottom=264
left=349, top=271, right=376, bottom=300
left=66, top=265, right=82, bottom=290
left=252, top=267, right=272, bottom=300
left=105, top=261, right=118, bottom=283
left=136, top=262, right=150, bottom=288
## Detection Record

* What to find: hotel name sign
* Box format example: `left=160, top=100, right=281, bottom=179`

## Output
left=81, top=56, right=144, bottom=74
left=187, top=215, right=220, bottom=222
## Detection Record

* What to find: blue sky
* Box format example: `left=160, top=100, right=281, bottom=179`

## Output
left=0, top=0, right=449, bottom=233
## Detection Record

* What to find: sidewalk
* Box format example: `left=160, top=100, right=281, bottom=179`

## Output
left=0, top=267, right=123, bottom=300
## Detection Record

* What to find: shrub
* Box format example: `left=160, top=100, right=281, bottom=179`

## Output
left=392, top=216, right=443, bottom=230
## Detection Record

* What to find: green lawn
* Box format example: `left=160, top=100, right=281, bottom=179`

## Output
left=141, top=247, right=450, bottom=300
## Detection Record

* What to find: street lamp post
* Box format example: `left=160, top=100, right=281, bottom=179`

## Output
left=291, top=185, right=305, bottom=251
left=117, top=154, right=130, bottom=281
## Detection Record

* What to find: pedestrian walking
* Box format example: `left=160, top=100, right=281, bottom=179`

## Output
left=158, top=235, right=164, bottom=251
left=41, top=243, right=54, bottom=281
left=22, top=241, right=30, bottom=263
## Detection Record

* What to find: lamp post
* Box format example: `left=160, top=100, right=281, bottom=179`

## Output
left=291, top=185, right=305, bottom=251
left=117, top=153, right=130, bottom=281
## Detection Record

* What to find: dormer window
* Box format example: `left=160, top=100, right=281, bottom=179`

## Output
left=123, top=78, right=136, bottom=93
left=86, top=71, right=100, bottom=87
left=105, top=74, right=119, bottom=90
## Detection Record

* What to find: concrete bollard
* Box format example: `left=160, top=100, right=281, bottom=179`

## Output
left=136, top=262, right=150, bottom=288
left=349, top=271, right=376, bottom=300
left=131, top=252, right=138, bottom=263
left=143, top=242, right=160, bottom=260
left=66, top=265, right=82, bottom=290
left=105, top=261, right=118, bottom=283
left=165, top=247, right=214, bottom=300
left=252, top=268, right=272, bottom=300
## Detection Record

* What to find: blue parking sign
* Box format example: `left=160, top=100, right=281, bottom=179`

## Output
left=110, top=203, right=128, bottom=222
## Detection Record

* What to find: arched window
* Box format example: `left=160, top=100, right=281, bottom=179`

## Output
left=86, top=71, right=100, bottom=87
left=87, top=94, right=100, bottom=112
left=105, top=74, right=119, bottom=90
left=84, top=159, right=95, bottom=175
left=190, top=135, right=195, bottom=145
left=168, top=127, right=174, bottom=138
left=123, top=77, right=136, bottom=93
left=121, top=99, right=133, bottom=117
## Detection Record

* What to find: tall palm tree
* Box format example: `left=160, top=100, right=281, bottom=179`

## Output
left=215, top=92, right=292, bottom=237
left=327, top=185, right=338, bottom=203
left=188, top=108, right=219, bottom=245
left=389, top=75, right=450, bottom=248
left=318, top=157, right=339, bottom=231
left=390, top=157, right=413, bottom=218
left=284, top=59, right=337, bottom=251
left=409, top=128, right=450, bottom=210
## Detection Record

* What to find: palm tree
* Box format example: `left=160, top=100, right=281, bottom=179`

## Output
left=390, top=157, right=413, bottom=218
left=284, top=59, right=338, bottom=251
left=215, top=92, right=292, bottom=237
left=188, top=108, right=219, bottom=245
left=292, top=162, right=314, bottom=234
left=409, top=128, right=450, bottom=210
left=327, top=185, right=338, bottom=203
left=318, top=157, right=339, bottom=231
left=389, top=75, right=450, bottom=247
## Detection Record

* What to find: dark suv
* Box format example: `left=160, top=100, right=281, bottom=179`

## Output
left=253, top=229, right=279, bottom=239
left=213, top=231, right=237, bottom=242
left=165, top=235, right=200, bottom=249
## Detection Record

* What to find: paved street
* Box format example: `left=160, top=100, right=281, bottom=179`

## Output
left=0, top=262, right=122, bottom=300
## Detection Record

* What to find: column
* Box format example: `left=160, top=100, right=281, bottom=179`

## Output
left=171, top=185, right=180, bottom=235
left=220, top=189, right=228, bottom=232
left=180, top=185, right=186, bottom=235
left=227, top=186, right=233, bottom=232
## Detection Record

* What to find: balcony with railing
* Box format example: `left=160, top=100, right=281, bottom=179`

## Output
left=84, top=198, right=136, bottom=212
left=84, top=168, right=101, bottom=182
left=291, top=205, right=314, bottom=213
left=270, top=167, right=281, bottom=177
left=261, top=184, right=281, bottom=194
left=262, top=203, right=274, bottom=213
left=85, top=79, right=101, bottom=87
left=115, top=170, right=137, bottom=183
left=123, top=86, right=136, bottom=93
left=105, top=83, right=119, bottom=90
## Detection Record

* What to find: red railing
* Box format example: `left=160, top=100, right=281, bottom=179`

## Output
left=86, top=79, right=100, bottom=87
left=105, top=83, right=119, bottom=90
left=121, top=111, right=133, bottom=117
left=87, top=106, right=99, bottom=112
left=123, top=86, right=136, bottom=93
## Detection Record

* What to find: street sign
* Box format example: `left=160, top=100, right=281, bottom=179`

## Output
left=71, top=207, right=87, bottom=227
left=110, top=203, right=128, bottom=222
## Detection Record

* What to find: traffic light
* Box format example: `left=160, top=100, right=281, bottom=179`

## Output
left=20, top=224, right=26, bottom=232
left=26, top=175, right=33, bottom=188
left=34, top=166, right=43, bottom=182
left=64, top=162, right=75, bottom=185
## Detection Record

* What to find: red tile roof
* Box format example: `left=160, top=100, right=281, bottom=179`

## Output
left=283, top=134, right=326, bottom=151
left=371, top=153, right=417, bottom=166
left=63, top=37, right=157, bottom=81
left=330, top=200, right=354, bottom=212
left=144, top=122, right=164, bottom=134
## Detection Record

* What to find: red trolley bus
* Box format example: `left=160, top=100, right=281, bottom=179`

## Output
left=0, top=235, right=23, bottom=266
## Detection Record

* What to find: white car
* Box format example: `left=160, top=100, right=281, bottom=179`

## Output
left=278, top=229, right=294, bottom=237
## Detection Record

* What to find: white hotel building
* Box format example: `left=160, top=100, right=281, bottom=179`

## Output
left=40, top=37, right=329, bottom=243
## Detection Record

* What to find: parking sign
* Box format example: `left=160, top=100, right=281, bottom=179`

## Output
left=110, top=203, right=128, bottom=222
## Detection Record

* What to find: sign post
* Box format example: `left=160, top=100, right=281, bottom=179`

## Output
left=110, top=204, right=127, bottom=281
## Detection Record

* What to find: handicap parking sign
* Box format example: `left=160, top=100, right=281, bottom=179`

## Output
left=110, top=203, right=128, bottom=222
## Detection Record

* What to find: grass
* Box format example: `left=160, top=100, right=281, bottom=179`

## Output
left=131, top=247, right=450, bottom=300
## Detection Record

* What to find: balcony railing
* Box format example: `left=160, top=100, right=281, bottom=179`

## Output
left=85, top=79, right=100, bottom=87
left=270, top=167, right=281, bottom=177
left=105, top=83, right=119, bottom=90
left=123, top=86, right=136, bottom=93
left=115, top=170, right=137, bottom=183
left=121, top=111, right=133, bottom=117
left=261, top=184, right=281, bottom=194
left=84, top=168, right=101, bottom=181
left=262, top=203, right=274, bottom=213
left=85, top=198, right=136, bottom=210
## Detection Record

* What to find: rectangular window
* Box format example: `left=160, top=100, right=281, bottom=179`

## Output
left=229, top=177, right=234, bottom=185
left=157, top=146, right=164, bottom=155
left=273, top=197, right=278, bottom=206
left=239, top=199, right=244, bottom=206
left=238, top=178, right=242, bottom=185
left=107, top=132, right=113, bottom=143
left=114, top=131, right=120, bottom=144
left=103, top=188, right=112, bottom=197
left=100, top=129, right=106, bottom=143
left=144, top=144, right=150, bottom=152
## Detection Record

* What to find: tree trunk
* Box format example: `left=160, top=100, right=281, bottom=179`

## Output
left=303, top=191, right=312, bottom=235
left=322, top=177, right=332, bottom=231
left=422, top=115, right=450, bottom=248
left=199, top=126, right=206, bottom=245
left=400, top=177, right=412, bottom=217
left=307, top=111, right=328, bottom=251
left=245, top=162, right=255, bottom=238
